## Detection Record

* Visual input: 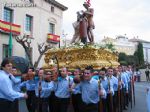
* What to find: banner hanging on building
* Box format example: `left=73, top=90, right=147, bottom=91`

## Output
left=0, top=20, right=21, bottom=35
left=47, top=33, right=60, bottom=43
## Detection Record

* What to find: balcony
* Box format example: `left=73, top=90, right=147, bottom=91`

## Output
left=0, top=20, right=21, bottom=35
left=47, top=33, right=60, bottom=43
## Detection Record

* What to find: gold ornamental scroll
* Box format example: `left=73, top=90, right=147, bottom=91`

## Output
left=43, top=47, right=120, bottom=70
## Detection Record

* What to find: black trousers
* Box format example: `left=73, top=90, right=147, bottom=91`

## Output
left=36, top=97, right=49, bottom=112
left=53, top=96, right=70, bottom=112
left=122, top=88, right=128, bottom=109
left=113, top=91, right=118, bottom=112
left=11, top=99, right=19, bottom=112
left=146, top=74, right=150, bottom=81
left=26, top=91, right=36, bottom=112
left=0, top=98, right=13, bottom=112
left=106, top=94, right=113, bottom=112
left=81, top=102, right=98, bottom=112
left=48, top=92, right=55, bottom=112
left=72, top=93, right=82, bottom=112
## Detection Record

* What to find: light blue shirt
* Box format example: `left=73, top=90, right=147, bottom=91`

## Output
left=124, top=71, right=130, bottom=82
left=35, top=80, right=54, bottom=98
left=92, top=75, right=99, bottom=80
left=0, top=70, right=24, bottom=101
left=121, top=72, right=128, bottom=91
left=111, top=75, right=118, bottom=92
left=20, top=79, right=37, bottom=91
left=72, top=83, right=81, bottom=94
left=80, top=78, right=101, bottom=104
left=101, top=77, right=114, bottom=94
left=10, top=75, right=21, bottom=92
left=54, top=76, right=73, bottom=98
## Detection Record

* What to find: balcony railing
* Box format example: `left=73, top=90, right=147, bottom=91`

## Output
left=47, top=33, right=60, bottom=43
left=0, top=20, right=21, bottom=35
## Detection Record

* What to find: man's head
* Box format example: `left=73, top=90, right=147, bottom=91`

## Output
left=113, top=68, right=119, bottom=75
left=74, top=67, right=81, bottom=76
left=99, top=67, right=106, bottom=77
left=27, top=67, right=35, bottom=79
left=61, top=67, right=68, bottom=78
left=83, top=66, right=93, bottom=81
left=1, top=58, right=13, bottom=73
left=107, top=67, right=114, bottom=76
left=118, top=66, right=122, bottom=72
left=12, top=67, right=17, bottom=75
left=28, top=67, right=35, bottom=74
left=38, top=68, right=44, bottom=77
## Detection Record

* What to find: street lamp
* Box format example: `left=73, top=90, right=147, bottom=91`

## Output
left=62, top=31, right=68, bottom=47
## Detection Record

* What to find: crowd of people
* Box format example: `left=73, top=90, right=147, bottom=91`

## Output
left=0, top=58, right=136, bottom=112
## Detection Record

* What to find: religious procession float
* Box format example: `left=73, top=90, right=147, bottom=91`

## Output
left=43, top=0, right=119, bottom=71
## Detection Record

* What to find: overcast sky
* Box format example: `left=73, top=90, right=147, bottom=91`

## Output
left=57, top=0, right=150, bottom=42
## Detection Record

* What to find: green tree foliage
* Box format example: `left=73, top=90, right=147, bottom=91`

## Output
left=126, top=55, right=138, bottom=65
left=118, top=52, right=138, bottom=66
left=118, top=52, right=127, bottom=62
left=118, top=52, right=127, bottom=65
left=105, top=43, right=115, bottom=52
left=134, top=42, right=144, bottom=65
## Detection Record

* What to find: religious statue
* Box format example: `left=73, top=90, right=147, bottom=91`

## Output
left=70, top=0, right=95, bottom=44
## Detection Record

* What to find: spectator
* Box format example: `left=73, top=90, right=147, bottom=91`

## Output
left=136, top=68, right=141, bottom=82
left=145, top=67, right=150, bottom=82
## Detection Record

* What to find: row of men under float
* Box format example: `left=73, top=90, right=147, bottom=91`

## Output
left=0, top=58, right=135, bottom=112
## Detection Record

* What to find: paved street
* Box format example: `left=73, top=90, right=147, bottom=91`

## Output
left=125, top=82, right=150, bottom=112
left=19, top=82, right=150, bottom=112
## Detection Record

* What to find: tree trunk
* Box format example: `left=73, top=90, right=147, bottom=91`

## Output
left=34, top=53, right=44, bottom=69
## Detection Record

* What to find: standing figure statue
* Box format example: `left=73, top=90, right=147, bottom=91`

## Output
left=70, top=11, right=87, bottom=44
left=70, top=0, right=95, bottom=44
left=83, top=3, right=95, bottom=43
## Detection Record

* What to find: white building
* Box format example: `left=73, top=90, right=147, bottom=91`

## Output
left=129, top=38, right=150, bottom=63
left=101, top=36, right=150, bottom=63
left=101, top=36, right=136, bottom=55
left=0, top=0, right=67, bottom=67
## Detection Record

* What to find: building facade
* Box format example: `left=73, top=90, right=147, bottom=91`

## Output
left=129, top=38, right=150, bottom=63
left=101, top=36, right=150, bottom=63
left=101, top=36, right=136, bottom=55
left=0, top=0, right=67, bottom=67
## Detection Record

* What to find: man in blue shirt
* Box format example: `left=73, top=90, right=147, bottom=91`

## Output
left=35, top=68, right=54, bottom=112
left=71, top=68, right=82, bottom=112
left=20, top=67, right=37, bottom=112
left=53, top=67, right=73, bottom=112
left=80, top=66, right=106, bottom=112
left=0, top=58, right=28, bottom=112
left=10, top=67, right=22, bottom=112
left=118, top=66, right=128, bottom=110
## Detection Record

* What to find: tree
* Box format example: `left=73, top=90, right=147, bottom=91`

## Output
left=118, top=52, right=127, bottom=62
left=15, top=34, right=53, bottom=69
left=105, top=43, right=115, bottom=52
left=126, top=55, right=138, bottom=65
left=134, top=42, right=144, bottom=65
left=118, top=52, right=127, bottom=65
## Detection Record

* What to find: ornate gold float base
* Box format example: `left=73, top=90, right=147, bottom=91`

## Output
left=43, top=47, right=120, bottom=70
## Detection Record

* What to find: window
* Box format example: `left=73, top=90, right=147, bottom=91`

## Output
left=3, top=7, right=13, bottom=22
left=3, top=44, right=9, bottom=59
left=49, top=23, right=55, bottom=34
left=25, top=15, right=32, bottom=32
left=51, top=6, right=54, bottom=13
